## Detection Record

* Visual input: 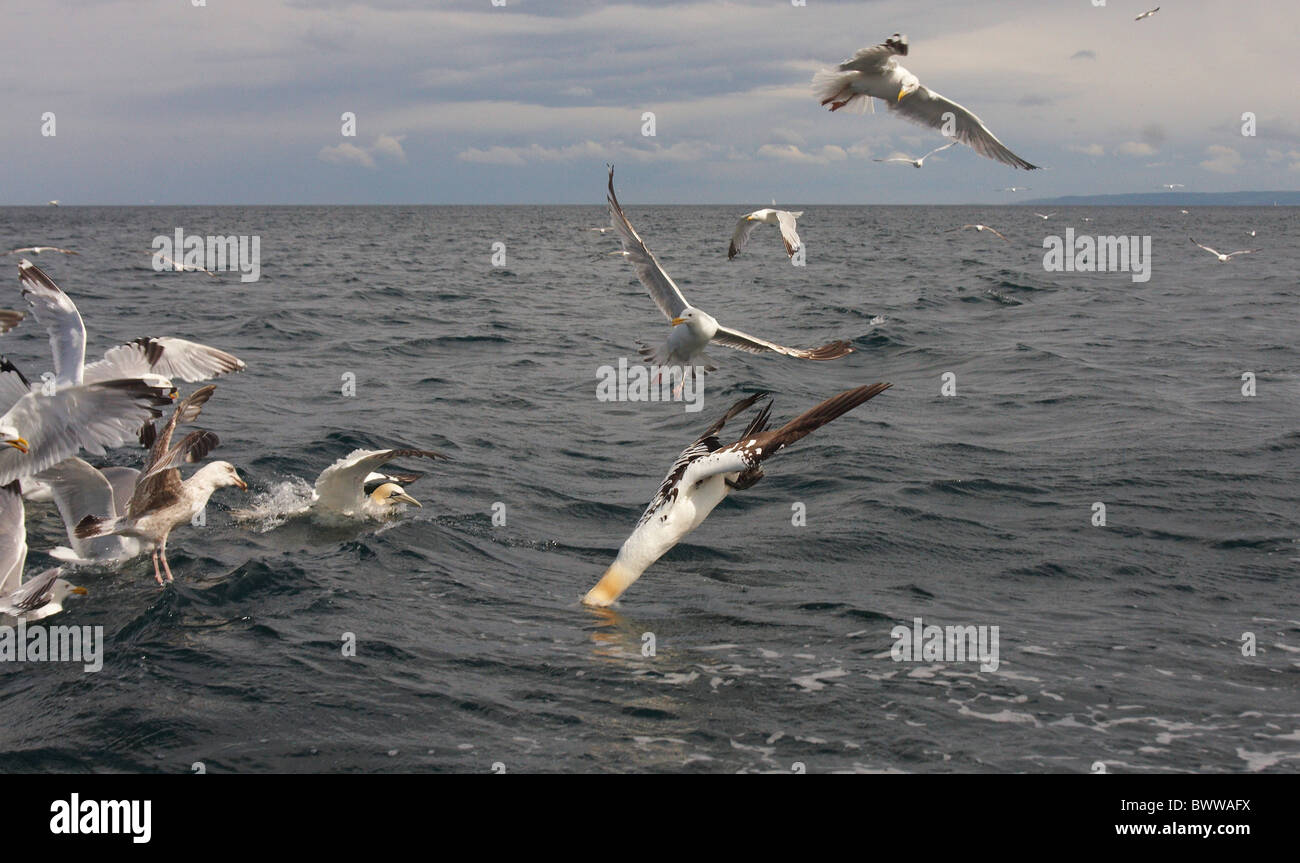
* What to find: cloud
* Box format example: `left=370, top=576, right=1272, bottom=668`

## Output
left=318, top=134, right=406, bottom=169
left=1067, top=143, right=1104, bottom=156
left=1199, top=144, right=1243, bottom=174
left=456, top=139, right=720, bottom=165
left=755, top=144, right=848, bottom=165
left=1070, top=49, right=1096, bottom=60
left=1116, top=141, right=1156, bottom=157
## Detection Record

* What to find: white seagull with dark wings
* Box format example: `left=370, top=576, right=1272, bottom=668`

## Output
left=813, top=34, right=1038, bottom=170
left=75, top=385, right=247, bottom=584
left=608, top=168, right=853, bottom=377
left=582, top=383, right=891, bottom=607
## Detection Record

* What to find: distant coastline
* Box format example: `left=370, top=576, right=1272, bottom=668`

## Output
left=1019, top=191, right=1300, bottom=206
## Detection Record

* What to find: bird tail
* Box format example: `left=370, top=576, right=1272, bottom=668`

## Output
left=766, top=383, right=892, bottom=450
left=811, top=68, right=872, bottom=113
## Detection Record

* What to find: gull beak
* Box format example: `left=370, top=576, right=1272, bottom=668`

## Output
left=392, top=492, right=422, bottom=508
left=670, top=317, right=686, bottom=326
left=71, top=586, right=88, bottom=596
left=897, top=87, right=907, bottom=102
left=234, top=478, right=248, bottom=491
left=4, top=438, right=29, bottom=454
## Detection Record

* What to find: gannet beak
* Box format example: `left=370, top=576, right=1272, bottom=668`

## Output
left=4, top=438, right=29, bottom=454
left=71, top=586, right=88, bottom=596
left=670, top=317, right=686, bottom=326
left=392, top=492, right=422, bottom=508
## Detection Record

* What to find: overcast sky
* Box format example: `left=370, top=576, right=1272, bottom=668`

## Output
left=2, top=0, right=1296, bottom=204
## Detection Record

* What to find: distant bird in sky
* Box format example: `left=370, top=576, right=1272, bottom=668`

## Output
left=872, top=140, right=956, bottom=169
left=1180, top=209, right=1190, bottom=214
left=997, top=186, right=1031, bottom=193
left=812, top=33, right=1038, bottom=170
left=954, top=224, right=1010, bottom=242
left=1189, top=238, right=1261, bottom=263
left=5, top=246, right=77, bottom=256
left=728, top=208, right=803, bottom=260
left=1247, top=229, right=1257, bottom=237
left=1160, top=183, right=1184, bottom=190
left=1135, top=7, right=1160, bottom=22
left=1034, top=212, right=1055, bottom=220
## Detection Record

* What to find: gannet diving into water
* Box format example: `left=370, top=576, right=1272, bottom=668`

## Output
left=582, top=383, right=891, bottom=607
left=728, top=209, right=803, bottom=260
left=75, top=385, right=247, bottom=584
left=608, top=168, right=853, bottom=379
left=813, top=34, right=1038, bottom=170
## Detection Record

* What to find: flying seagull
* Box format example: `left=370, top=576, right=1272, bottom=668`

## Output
left=1189, top=238, right=1261, bottom=263
left=997, top=186, right=1031, bottom=192
left=582, top=384, right=891, bottom=607
left=728, top=208, right=803, bottom=260
left=4, top=246, right=78, bottom=256
left=149, top=252, right=217, bottom=277
left=1034, top=212, right=1055, bottom=220
left=1135, top=7, right=1160, bottom=21
left=0, top=480, right=85, bottom=620
left=813, top=33, right=1038, bottom=170
left=310, top=449, right=449, bottom=518
left=872, top=140, right=957, bottom=169
left=607, top=168, right=853, bottom=378
left=75, top=385, right=246, bottom=584
left=954, top=224, right=1010, bottom=242
left=1160, top=183, right=1184, bottom=190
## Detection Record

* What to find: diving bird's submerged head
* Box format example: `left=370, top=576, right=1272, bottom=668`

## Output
left=370, top=481, right=422, bottom=509
left=0, top=424, right=28, bottom=454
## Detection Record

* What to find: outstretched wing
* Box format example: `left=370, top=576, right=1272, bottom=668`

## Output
left=889, top=88, right=1038, bottom=170
left=775, top=211, right=802, bottom=257
left=711, top=324, right=854, bottom=360
left=0, top=567, right=63, bottom=616
left=84, top=337, right=245, bottom=384
left=922, top=141, right=957, bottom=160
left=128, top=384, right=216, bottom=517
left=1189, top=238, right=1220, bottom=256
left=0, top=379, right=175, bottom=486
left=607, top=167, right=690, bottom=319
left=728, top=215, right=762, bottom=260
left=0, top=480, right=27, bottom=595
left=33, top=457, right=124, bottom=553
left=314, top=448, right=448, bottom=513
left=17, top=259, right=87, bottom=386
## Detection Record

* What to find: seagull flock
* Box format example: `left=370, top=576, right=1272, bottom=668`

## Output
left=4, top=20, right=1269, bottom=616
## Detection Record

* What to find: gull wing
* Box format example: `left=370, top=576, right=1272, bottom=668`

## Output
left=0, top=480, right=27, bottom=595
left=17, top=259, right=87, bottom=386
left=1224, top=249, right=1261, bottom=258
left=33, top=457, right=128, bottom=555
left=314, top=449, right=448, bottom=513
left=922, top=141, right=958, bottom=160
left=0, top=310, right=24, bottom=333
left=127, top=384, right=216, bottom=517
left=0, top=379, right=175, bottom=486
left=1189, top=238, right=1220, bottom=256
left=728, top=214, right=763, bottom=260
left=0, top=566, right=62, bottom=616
left=889, top=88, right=1038, bottom=170
left=711, top=324, right=853, bottom=361
left=838, top=41, right=900, bottom=73
left=607, top=167, right=690, bottom=319
left=0, top=358, right=33, bottom=415
left=775, top=211, right=802, bottom=257
left=84, top=337, right=246, bottom=385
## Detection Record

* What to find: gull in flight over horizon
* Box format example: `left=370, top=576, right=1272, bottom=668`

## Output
left=5, top=246, right=78, bottom=257
left=872, top=140, right=956, bottom=169
left=1189, top=238, right=1261, bottom=263
left=1136, top=7, right=1160, bottom=22
left=998, top=186, right=1031, bottom=193
left=607, top=168, right=853, bottom=381
left=954, top=224, right=1010, bottom=242
left=728, top=208, right=803, bottom=260
left=1034, top=212, right=1055, bottom=220
left=1160, top=183, right=1184, bottom=190
left=813, top=33, right=1038, bottom=170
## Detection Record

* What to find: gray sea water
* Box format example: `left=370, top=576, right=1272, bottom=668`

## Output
left=0, top=203, right=1296, bottom=773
